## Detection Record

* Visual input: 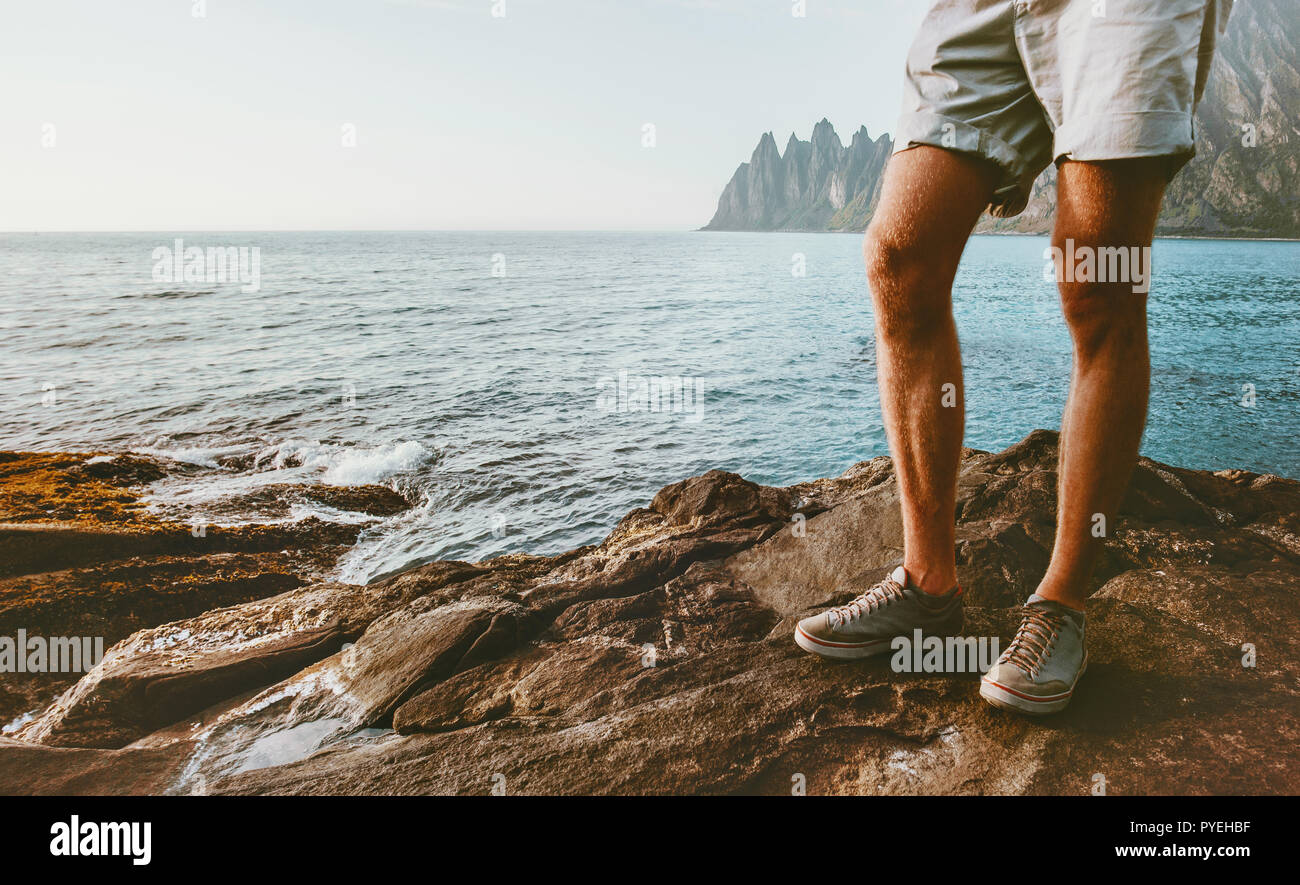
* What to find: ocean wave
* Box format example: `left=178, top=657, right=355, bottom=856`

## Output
left=284, top=440, right=431, bottom=486
left=134, top=439, right=433, bottom=538
left=132, top=442, right=255, bottom=469
left=134, top=439, right=432, bottom=488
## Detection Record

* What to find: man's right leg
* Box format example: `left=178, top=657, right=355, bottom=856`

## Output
left=865, top=145, right=999, bottom=595
left=792, top=145, right=997, bottom=660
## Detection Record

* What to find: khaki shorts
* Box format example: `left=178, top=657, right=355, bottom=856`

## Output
left=895, top=0, right=1233, bottom=217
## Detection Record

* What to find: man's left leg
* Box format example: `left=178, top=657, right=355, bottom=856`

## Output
left=1041, top=157, right=1168, bottom=608
left=981, top=157, right=1168, bottom=715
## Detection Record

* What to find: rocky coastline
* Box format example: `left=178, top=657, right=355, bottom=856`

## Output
left=0, top=433, right=1296, bottom=795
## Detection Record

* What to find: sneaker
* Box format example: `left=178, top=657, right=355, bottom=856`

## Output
left=980, top=595, right=1087, bottom=715
left=794, top=566, right=963, bottom=660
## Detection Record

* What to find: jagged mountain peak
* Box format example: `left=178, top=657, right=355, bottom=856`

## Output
left=704, top=119, right=890, bottom=231
left=811, top=117, right=836, bottom=135
left=749, top=131, right=781, bottom=166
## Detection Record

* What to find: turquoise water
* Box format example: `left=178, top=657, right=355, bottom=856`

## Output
left=0, top=232, right=1295, bottom=580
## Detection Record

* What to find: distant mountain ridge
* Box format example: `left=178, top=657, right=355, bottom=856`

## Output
left=703, top=0, right=1299, bottom=238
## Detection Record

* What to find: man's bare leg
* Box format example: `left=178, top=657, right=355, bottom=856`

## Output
left=1036, top=158, right=1169, bottom=611
left=864, top=146, right=998, bottom=594
left=792, top=146, right=996, bottom=661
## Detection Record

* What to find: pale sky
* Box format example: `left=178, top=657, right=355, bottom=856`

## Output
left=1, top=0, right=928, bottom=231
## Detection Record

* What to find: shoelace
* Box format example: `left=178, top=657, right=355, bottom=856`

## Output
left=829, top=577, right=905, bottom=628
left=1000, top=605, right=1064, bottom=678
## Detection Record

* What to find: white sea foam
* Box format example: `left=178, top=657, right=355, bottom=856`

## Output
left=315, top=440, right=429, bottom=486
left=332, top=494, right=438, bottom=584
left=132, top=442, right=252, bottom=469
left=134, top=438, right=428, bottom=485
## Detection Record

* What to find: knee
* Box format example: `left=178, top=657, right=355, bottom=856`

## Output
left=863, top=223, right=930, bottom=294
left=863, top=225, right=950, bottom=342
left=1052, top=229, right=1152, bottom=355
left=1059, top=281, right=1147, bottom=357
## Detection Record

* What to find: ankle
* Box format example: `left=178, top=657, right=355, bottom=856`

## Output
left=902, top=563, right=958, bottom=595
left=1033, top=583, right=1087, bottom=612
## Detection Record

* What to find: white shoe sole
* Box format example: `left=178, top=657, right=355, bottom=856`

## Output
left=794, top=625, right=894, bottom=660
left=979, top=655, right=1087, bottom=716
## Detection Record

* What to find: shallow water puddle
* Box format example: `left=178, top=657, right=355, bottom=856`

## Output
left=229, top=718, right=350, bottom=776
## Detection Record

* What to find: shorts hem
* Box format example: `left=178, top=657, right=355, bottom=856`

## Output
left=1054, top=111, right=1198, bottom=179
left=893, top=110, right=1046, bottom=218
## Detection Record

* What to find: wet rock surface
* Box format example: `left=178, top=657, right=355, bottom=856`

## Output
left=0, top=452, right=412, bottom=727
left=1, top=432, right=1296, bottom=795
